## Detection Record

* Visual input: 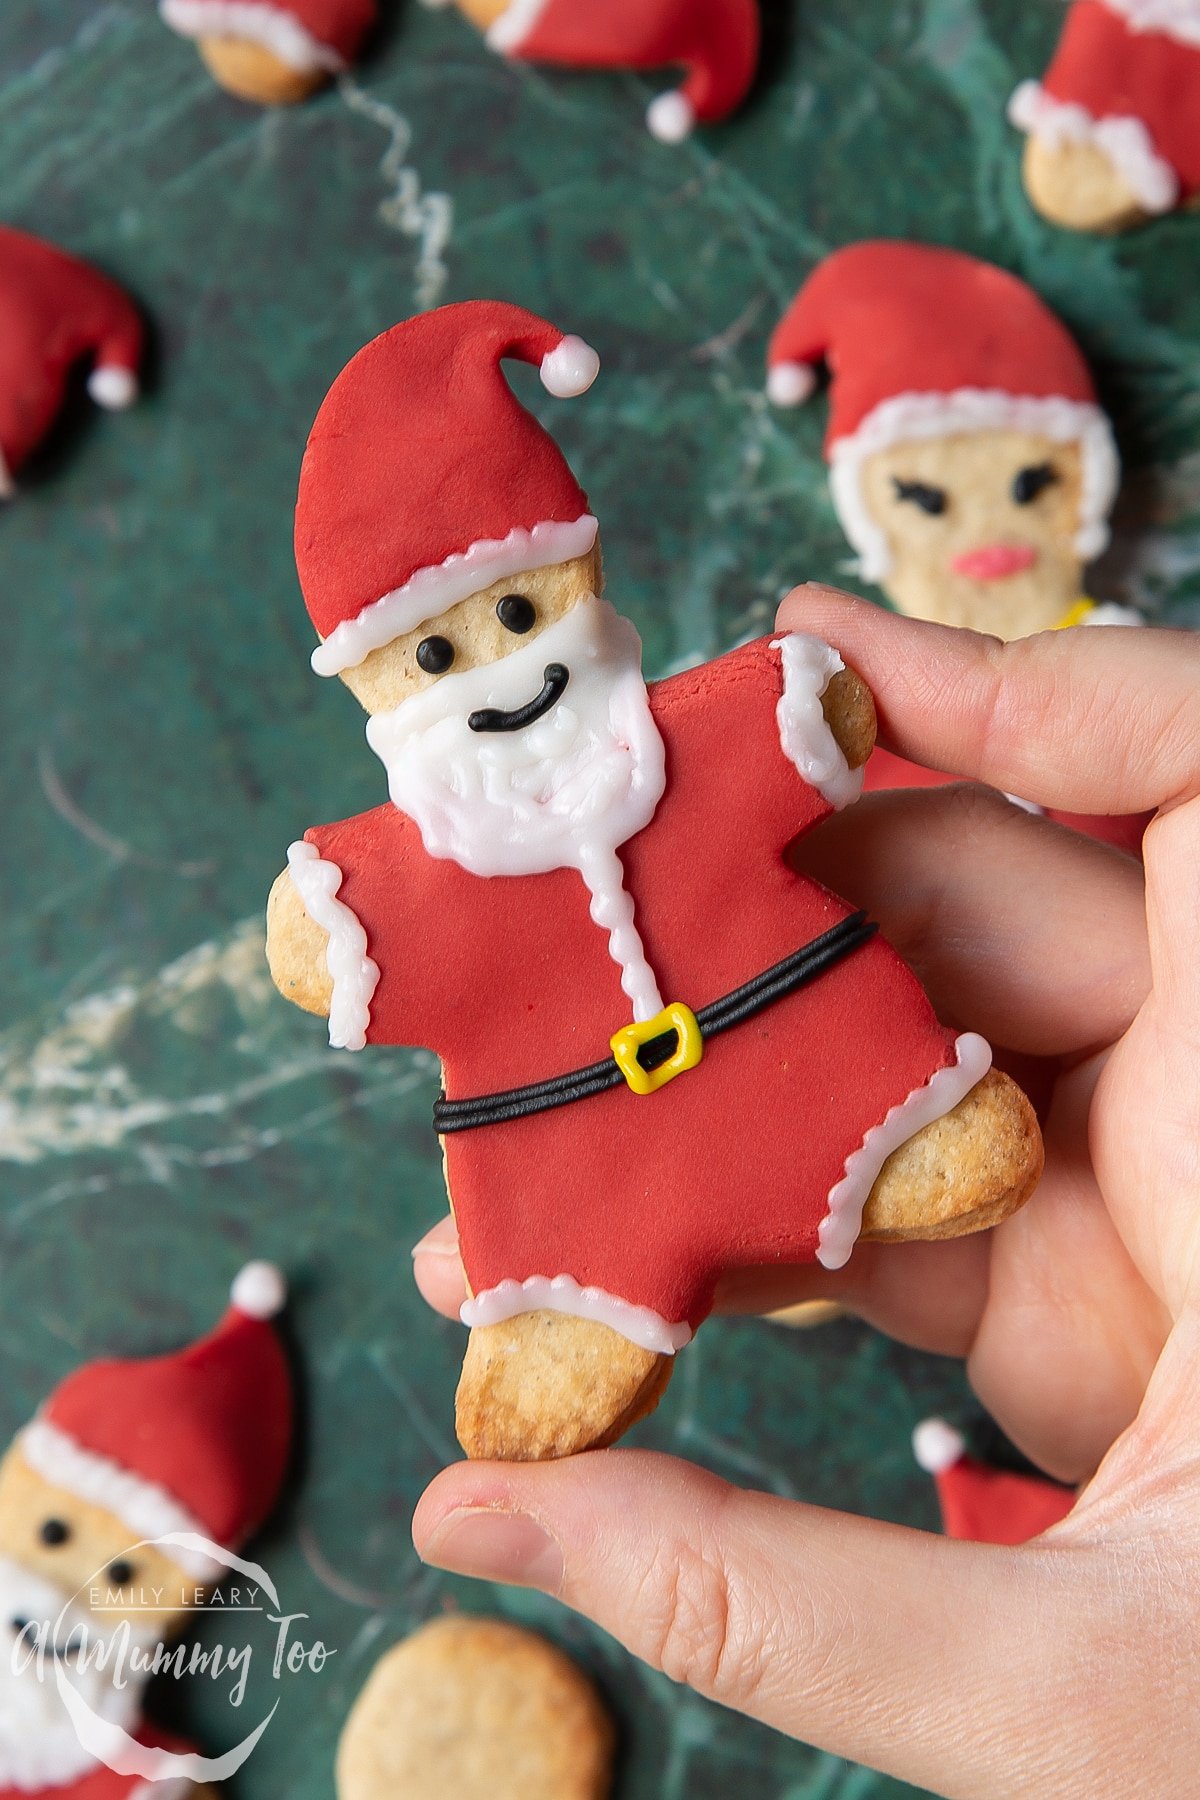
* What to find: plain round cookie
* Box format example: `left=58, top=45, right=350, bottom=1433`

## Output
left=336, top=1617, right=615, bottom=1800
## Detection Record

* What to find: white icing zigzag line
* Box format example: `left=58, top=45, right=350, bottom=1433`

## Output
left=286, top=842, right=381, bottom=1052
left=1008, top=81, right=1180, bottom=214
left=578, top=842, right=664, bottom=1024
left=461, top=1274, right=693, bottom=1356
left=772, top=634, right=864, bottom=811
left=337, top=79, right=454, bottom=312
left=817, top=1032, right=994, bottom=1271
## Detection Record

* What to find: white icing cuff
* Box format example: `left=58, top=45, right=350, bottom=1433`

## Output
left=817, top=1031, right=994, bottom=1270
left=486, top=0, right=551, bottom=52
left=540, top=335, right=600, bottom=397
left=311, top=514, right=599, bottom=675
left=772, top=633, right=864, bottom=811
left=88, top=364, right=138, bottom=410
left=1008, top=81, right=1179, bottom=214
left=1102, top=0, right=1200, bottom=48
left=20, top=1421, right=223, bottom=1581
left=158, top=0, right=346, bottom=71
left=829, top=389, right=1119, bottom=581
left=461, top=1274, right=693, bottom=1356
left=286, top=841, right=379, bottom=1051
left=767, top=360, right=818, bottom=407
left=913, top=1417, right=967, bottom=1473
left=231, top=1259, right=287, bottom=1318
left=1080, top=600, right=1144, bottom=626
left=646, top=90, right=696, bottom=143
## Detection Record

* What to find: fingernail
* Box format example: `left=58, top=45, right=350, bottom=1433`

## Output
left=411, top=1231, right=457, bottom=1259
left=420, top=1507, right=564, bottom=1592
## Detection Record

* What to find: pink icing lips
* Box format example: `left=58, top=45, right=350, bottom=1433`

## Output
left=951, top=542, right=1038, bottom=582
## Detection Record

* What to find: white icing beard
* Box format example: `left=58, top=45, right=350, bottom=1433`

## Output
left=0, top=1556, right=152, bottom=1787
left=366, top=595, right=669, bottom=1019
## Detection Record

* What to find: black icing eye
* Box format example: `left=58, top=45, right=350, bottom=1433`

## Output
left=39, top=1519, right=70, bottom=1548
left=415, top=635, right=455, bottom=675
left=893, top=478, right=948, bottom=517
left=107, top=1560, right=135, bottom=1587
left=1012, top=462, right=1058, bottom=506
left=496, top=593, right=536, bottom=634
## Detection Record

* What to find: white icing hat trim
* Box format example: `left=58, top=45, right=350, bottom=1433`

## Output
left=1008, top=81, right=1180, bottom=214
left=767, top=360, right=818, bottom=408
left=772, top=634, right=864, bottom=811
left=158, top=0, right=346, bottom=71
left=286, top=841, right=380, bottom=1050
left=310, top=514, right=600, bottom=676
left=817, top=1031, right=994, bottom=1271
left=646, top=90, right=696, bottom=143
left=539, top=335, right=600, bottom=398
left=486, top=0, right=551, bottom=53
left=231, top=1260, right=287, bottom=1318
left=912, top=1417, right=967, bottom=1473
left=87, top=364, right=139, bottom=411
left=461, top=1275, right=693, bottom=1356
left=1102, top=0, right=1200, bottom=47
left=828, top=389, right=1119, bottom=583
left=20, top=1421, right=223, bottom=1582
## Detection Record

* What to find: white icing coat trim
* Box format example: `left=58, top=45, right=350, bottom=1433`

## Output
left=158, top=0, right=345, bottom=71
left=486, top=0, right=551, bottom=53
left=1008, top=80, right=1180, bottom=214
left=310, top=515, right=600, bottom=676
left=286, top=841, right=380, bottom=1051
left=1102, top=0, right=1200, bottom=47
left=816, top=1031, right=994, bottom=1271
left=460, top=1275, right=693, bottom=1355
left=829, top=389, right=1119, bottom=581
left=772, top=634, right=864, bottom=811
left=19, top=1422, right=223, bottom=1582
left=1081, top=600, right=1144, bottom=625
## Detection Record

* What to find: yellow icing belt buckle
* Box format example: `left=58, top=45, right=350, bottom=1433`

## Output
left=610, top=1003, right=704, bottom=1096
left=1054, top=598, right=1097, bottom=630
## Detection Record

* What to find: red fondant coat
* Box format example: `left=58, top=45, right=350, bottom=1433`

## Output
left=1040, top=2, right=1200, bottom=202
left=306, top=638, right=970, bottom=1332
left=0, top=1724, right=199, bottom=1800
left=932, top=1456, right=1075, bottom=1545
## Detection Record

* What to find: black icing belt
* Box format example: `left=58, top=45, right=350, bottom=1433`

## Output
left=432, top=911, right=878, bottom=1134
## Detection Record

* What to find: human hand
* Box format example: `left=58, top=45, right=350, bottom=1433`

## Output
left=412, top=588, right=1200, bottom=1798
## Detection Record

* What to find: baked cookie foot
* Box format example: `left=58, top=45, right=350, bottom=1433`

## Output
left=198, top=36, right=329, bottom=104
left=861, top=1067, right=1042, bottom=1244
left=456, top=1311, right=672, bottom=1462
left=1022, top=135, right=1146, bottom=234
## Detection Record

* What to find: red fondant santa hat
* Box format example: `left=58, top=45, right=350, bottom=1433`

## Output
left=472, top=0, right=759, bottom=141
left=765, top=241, right=1119, bottom=584
left=913, top=1419, right=1075, bottom=1546
left=1009, top=1, right=1200, bottom=215
left=296, top=299, right=600, bottom=677
left=159, top=0, right=377, bottom=71
left=0, top=226, right=143, bottom=494
left=17, top=1263, right=292, bottom=1581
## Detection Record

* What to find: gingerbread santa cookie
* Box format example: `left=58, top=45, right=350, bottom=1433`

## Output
left=429, top=0, right=759, bottom=141
left=159, top=0, right=376, bottom=104
left=913, top=1419, right=1075, bottom=1545
left=1009, top=2, right=1200, bottom=233
left=266, top=299, right=1042, bottom=1462
left=0, top=1263, right=292, bottom=1799
left=0, top=227, right=142, bottom=497
left=337, top=1618, right=614, bottom=1799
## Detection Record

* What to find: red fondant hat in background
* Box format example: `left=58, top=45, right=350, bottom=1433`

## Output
left=913, top=1419, right=1075, bottom=1547
left=159, top=0, right=377, bottom=70
left=19, top=1264, right=293, bottom=1580
left=0, top=226, right=143, bottom=494
left=297, top=299, right=601, bottom=677
left=1009, top=1, right=1200, bottom=214
left=478, top=0, right=760, bottom=141
left=765, top=241, right=1119, bottom=582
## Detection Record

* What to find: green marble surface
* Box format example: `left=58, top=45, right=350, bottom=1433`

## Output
left=1, top=2, right=1197, bottom=1794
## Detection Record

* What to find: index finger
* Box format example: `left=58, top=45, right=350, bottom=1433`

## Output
left=777, top=586, right=1200, bottom=817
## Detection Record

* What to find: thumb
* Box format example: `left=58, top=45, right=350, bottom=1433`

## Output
left=414, top=1450, right=1092, bottom=1798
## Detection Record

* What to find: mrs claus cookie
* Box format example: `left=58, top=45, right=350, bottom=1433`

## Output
left=1009, top=1, right=1200, bottom=232
left=0, top=226, right=142, bottom=496
left=337, top=1618, right=614, bottom=1800
left=0, top=1263, right=291, bottom=1799
left=430, top=0, right=760, bottom=141
left=159, top=0, right=376, bottom=104
left=266, top=299, right=1043, bottom=1462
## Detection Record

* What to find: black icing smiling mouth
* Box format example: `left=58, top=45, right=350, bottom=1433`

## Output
left=468, top=662, right=570, bottom=733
